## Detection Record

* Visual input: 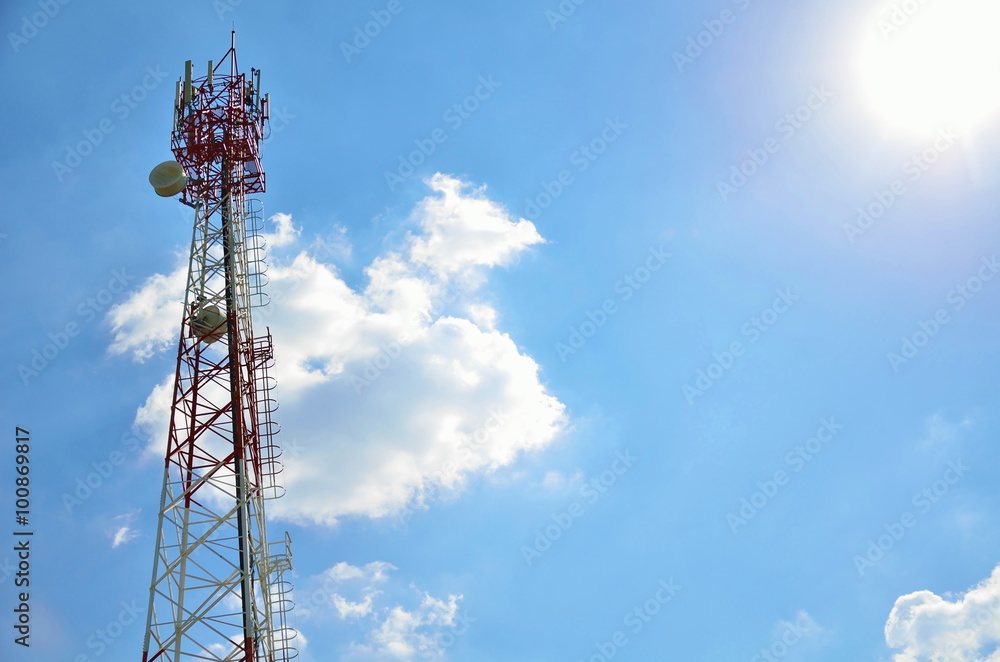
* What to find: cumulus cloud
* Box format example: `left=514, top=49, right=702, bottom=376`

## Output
left=327, top=561, right=396, bottom=585
left=357, top=593, right=463, bottom=661
left=885, top=565, right=1000, bottom=661
left=301, top=561, right=468, bottom=661
left=133, top=374, right=174, bottom=461
left=107, top=264, right=186, bottom=361
left=264, top=212, right=300, bottom=248
left=109, top=174, right=567, bottom=525
left=405, top=175, right=543, bottom=278
left=322, top=561, right=395, bottom=620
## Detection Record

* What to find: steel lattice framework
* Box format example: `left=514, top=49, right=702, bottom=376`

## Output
left=140, top=34, right=296, bottom=662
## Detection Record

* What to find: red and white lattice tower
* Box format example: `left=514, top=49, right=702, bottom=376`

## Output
left=140, top=33, right=297, bottom=662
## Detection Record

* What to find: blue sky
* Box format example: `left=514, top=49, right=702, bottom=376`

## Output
left=5, top=0, right=1000, bottom=660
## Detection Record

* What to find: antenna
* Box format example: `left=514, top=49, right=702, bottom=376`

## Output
left=172, top=81, right=181, bottom=130
left=183, top=60, right=192, bottom=104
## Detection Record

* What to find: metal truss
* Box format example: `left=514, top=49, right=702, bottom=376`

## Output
left=140, top=34, right=296, bottom=662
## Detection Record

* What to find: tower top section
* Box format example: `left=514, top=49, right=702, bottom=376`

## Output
left=168, top=32, right=271, bottom=207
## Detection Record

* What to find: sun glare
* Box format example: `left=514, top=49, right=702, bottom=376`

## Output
left=856, top=0, right=1000, bottom=136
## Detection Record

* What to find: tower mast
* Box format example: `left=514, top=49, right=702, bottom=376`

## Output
left=141, top=33, right=296, bottom=662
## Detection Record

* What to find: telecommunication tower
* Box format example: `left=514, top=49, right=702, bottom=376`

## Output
left=140, top=33, right=296, bottom=662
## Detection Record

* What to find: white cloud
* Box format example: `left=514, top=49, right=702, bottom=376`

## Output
left=885, top=565, right=1000, bottom=661
left=359, top=593, right=461, bottom=661
left=406, top=174, right=543, bottom=278
left=134, top=374, right=174, bottom=461
left=334, top=593, right=378, bottom=619
left=111, top=526, right=139, bottom=548
left=109, top=174, right=567, bottom=526
left=327, top=562, right=394, bottom=620
left=464, top=302, right=497, bottom=331
left=306, top=561, right=467, bottom=661
left=264, top=212, right=300, bottom=248
left=110, top=510, right=141, bottom=548
left=326, top=561, right=396, bottom=585
left=290, top=628, right=307, bottom=652
left=107, top=263, right=186, bottom=361
left=207, top=643, right=229, bottom=656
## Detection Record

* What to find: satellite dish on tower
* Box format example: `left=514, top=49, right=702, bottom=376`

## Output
left=149, top=161, right=188, bottom=197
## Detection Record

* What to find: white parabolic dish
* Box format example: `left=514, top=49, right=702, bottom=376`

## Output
left=149, top=160, right=188, bottom=197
